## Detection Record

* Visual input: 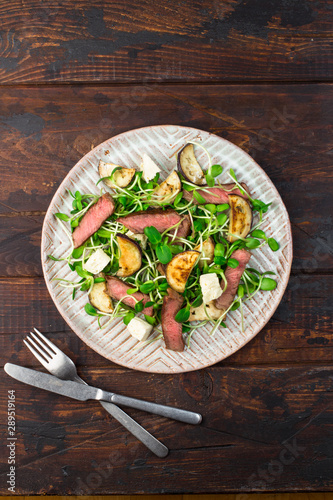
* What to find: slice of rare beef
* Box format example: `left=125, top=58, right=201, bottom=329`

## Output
left=105, top=276, right=153, bottom=316
left=215, top=248, right=251, bottom=310
left=161, top=288, right=184, bottom=352
left=116, top=209, right=181, bottom=234
left=72, top=193, right=115, bottom=248
left=182, top=183, right=250, bottom=205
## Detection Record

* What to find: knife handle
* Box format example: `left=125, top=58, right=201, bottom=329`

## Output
left=109, top=394, right=202, bottom=425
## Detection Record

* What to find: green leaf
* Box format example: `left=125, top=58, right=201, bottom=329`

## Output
left=205, top=173, right=215, bottom=187
left=144, top=315, right=156, bottom=325
left=260, top=278, right=277, bottom=291
left=144, top=301, right=155, bottom=307
left=192, top=295, right=203, bottom=308
left=156, top=244, right=173, bottom=264
left=183, top=183, right=195, bottom=192
left=214, top=256, right=227, bottom=266
left=173, top=192, right=183, bottom=205
left=127, top=287, right=139, bottom=295
left=237, top=284, right=245, bottom=298
left=268, top=238, right=280, bottom=252
left=205, top=204, right=217, bottom=213
left=119, top=196, right=128, bottom=206
left=227, top=258, right=239, bottom=268
left=214, top=243, right=225, bottom=257
left=123, top=311, right=135, bottom=325
left=229, top=168, right=237, bottom=181
left=144, top=226, right=162, bottom=245
left=135, top=300, right=144, bottom=312
left=193, top=191, right=207, bottom=204
left=193, top=219, right=205, bottom=232
left=175, top=307, right=190, bottom=323
left=245, top=238, right=261, bottom=249
left=71, top=246, right=85, bottom=259
left=72, top=288, right=76, bottom=300
left=76, top=265, right=92, bottom=279
left=251, top=229, right=266, bottom=239
left=139, top=282, right=155, bottom=293
left=47, top=254, right=62, bottom=261
left=97, top=228, right=112, bottom=239
left=217, top=203, right=229, bottom=212
left=211, top=164, right=223, bottom=177
left=252, top=199, right=272, bottom=213
left=55, top=213, right=70, bottom=221
left=216, top=213, right=228, bottom=226
left=71, top=218, right=79, bottom=228
left=158, top=280, right=169, bottom=291
left=170, top=244, right=183, bottom=255
left=84, top=303, right=99, bottom=316
left=230, top=301, right=240, bottom=311
left=94, top=277, right=106, bottom=283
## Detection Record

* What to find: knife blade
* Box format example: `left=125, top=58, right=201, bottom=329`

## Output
left=4, top=363, right=202, bottom=425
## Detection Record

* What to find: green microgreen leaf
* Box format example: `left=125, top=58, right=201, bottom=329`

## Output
left=170, top=244, right=183, bottom=255
left=144, top=226, right=162, bottom=245
left=214, top=243, right=225, bottom=257
left=268, top=238, right=280, bottom=251
left=97, top=229, right=112, bottom=239
left=217, top=213, right=228, bottom=226
left=144, top=315, right=156, bottom=325
left=48, top=255, right=62, bottom=261
left=71, top=246, right=85, bottom=259
left=260, top=278, right=277, bottom=291
left=227, top=258, right=239, bottom=268
left=237, top=284, right=245, bottom=298
left=84, top=303, right=99, bottom=316
left=174, top=192, right=183, bottom=205
left=251, top=229, right=266, bottom=239
left=192, top=295, right=203, bottom=308
left=229, top=168, right=237, bottom=181
left=135, top=300, right=144, bottom=312
left=175, top=307, right=190, bottom=323
left=139, top=282, right=155, bottom=293
left=55, top=213, right=70, bottom=221
left=230, top=301, right=240, bottom=311
left=214, top=256, right=227, bottom=266
left=205, top=204, right=217, bottom=213
left=156, top=244, right=173, bottom=264
left=245, top=238, right=261, bottom=249
left=251, top=199, right=272, bottom=213
left=123, top=311, right=135, bottom=325
left=127, top=288, right=139, bottom=295
left=193, top=191, right=207, bottom=204
left=205, top=173, right=215, bottom=187
left=210, top=164, right=223, bottom=177
left=144, top=301, right=155, bottom=308
left=94, top=277, right=106, bottom=283
left=217, top=203, right=229, bottom=211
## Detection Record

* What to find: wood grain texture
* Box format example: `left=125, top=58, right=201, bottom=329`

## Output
left=1, top=365, right=332, bottom=494
left=0, top=0, right=332, bottom=83
left=0, top=274, right=332, bottom=367
left=0, top=84, right=332, bottom=272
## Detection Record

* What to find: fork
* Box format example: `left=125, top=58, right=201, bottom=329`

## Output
left=24, top=328, right=168, bottom=458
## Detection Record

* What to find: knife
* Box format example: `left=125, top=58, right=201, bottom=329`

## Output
left=4, top=363, right=202, bottom=425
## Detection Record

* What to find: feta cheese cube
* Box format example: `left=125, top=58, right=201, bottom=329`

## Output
left=199, top=273, right=222, bottom=304
left=126, top=230, right=148, bottom=249
left=84, top=248, right=111, bottom=275
left=127, top=317, right=153, bottom=342
left=140, top=153, right=161, bottom=182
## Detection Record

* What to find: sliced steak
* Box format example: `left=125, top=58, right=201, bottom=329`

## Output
left=161, top=288, right=184, bottom=352
left=116, top=209, right=181, bottom=234
left=215, top=248, right=251, bottom=310
left=72, top=193, right=115, bottom=248
left=183, top=183, right=250, bottom=205
left=105, top=276, right=153, bottom=316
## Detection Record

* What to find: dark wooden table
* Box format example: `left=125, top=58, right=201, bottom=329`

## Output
left=1, top=0, right=332, bottom=495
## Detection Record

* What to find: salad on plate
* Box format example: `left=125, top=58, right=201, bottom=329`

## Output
left=49, top=142, right=279, bottom=352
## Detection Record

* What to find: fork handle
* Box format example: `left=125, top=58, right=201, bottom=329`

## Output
left=110, top=394, right=202, bottom=425
left=74, top=375, right=168, bottom=457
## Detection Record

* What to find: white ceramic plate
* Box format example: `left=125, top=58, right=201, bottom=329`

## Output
left=41, top=125, right=292, bottom=373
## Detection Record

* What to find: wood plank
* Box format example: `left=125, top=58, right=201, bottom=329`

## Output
left=1, top=274, right=332, bottom=367
left=0, top=1, right=332, bottom=83
left=1, top=365, right=332, bottom=494
left=0, top=84, right=332, bottom=272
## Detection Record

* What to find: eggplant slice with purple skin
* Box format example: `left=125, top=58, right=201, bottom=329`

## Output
left=89, top=281, right=114, bottom=313
left=116, top=234, right=142, bottom=277
left=166, top=250, right=200, bottom=293
left=228, top=194, right=252, bottom=243
left=177, top=143, right=206, bottom=185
